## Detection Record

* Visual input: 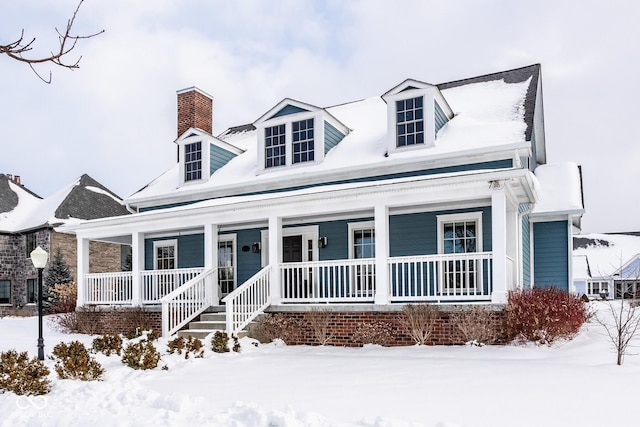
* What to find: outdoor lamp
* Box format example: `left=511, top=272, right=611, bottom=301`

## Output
left=30, top=246, right=49, bottom=360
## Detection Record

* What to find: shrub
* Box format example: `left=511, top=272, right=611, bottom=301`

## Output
left=49, top=305, right=102, bottom=335
left=352, top=321, right=395, bottom=346
left=48, top=282, right=77, bottom=314
left=306, top=308, right=334, bottom=345
left=450, top=305, right=499, bottom=346
left=52, top=341, right=104, bottom=381
left=232, top=335, right=241, bottom=353
left=92, top=334, right=123, bottom=356
left=0, top=350, right=51, bottom=395
left=398, top=304, right=439, bottom=345
left=211, top=331, right=230, bottom=353
left=506, top=288, right=587, bottom=344
left=121, top=339, right=161, bottom=370
left=167, top=336, right=204, bottom=359
left=255, top=313, right=300, bottom=344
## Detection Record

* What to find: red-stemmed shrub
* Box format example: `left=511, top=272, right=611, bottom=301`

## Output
left=506, top=287, right=587, bottom=344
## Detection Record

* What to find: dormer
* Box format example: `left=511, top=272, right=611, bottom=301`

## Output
left=382, top=79, right=454, bottom=153
left=175, top=87, right=244, bottom=187
left=253, top=99, right=350, bottom=173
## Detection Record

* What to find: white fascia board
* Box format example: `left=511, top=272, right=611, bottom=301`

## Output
left=62, top=168, right=534, bottom=239
left=529, top=211, right=584, bottom=222
left=127, top=141, right=531, bottom=209
left=381, top=78, right=434, bottom=99
left=253, top=98, right=321, bottom=125
left=176, top=129, right=244, bottom=155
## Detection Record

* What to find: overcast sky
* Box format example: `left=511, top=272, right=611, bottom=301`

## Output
left=1, top=0, right=638, bottom=234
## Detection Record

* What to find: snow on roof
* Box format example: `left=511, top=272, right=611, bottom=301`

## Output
left=573, top=233, right=640, bottom=278
left=572, top=254, right=591, bottom=280
left=531, top=162, right=583, bottom=214
left=128, top=75, right=533, bottom=203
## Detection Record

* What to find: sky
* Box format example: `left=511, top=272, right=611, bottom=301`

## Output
left=1, top=0, right=638, bottom=234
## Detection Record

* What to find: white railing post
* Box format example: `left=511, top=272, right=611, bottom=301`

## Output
left=374, top=204, right=390, bottom=305
left=131, top=231, right=144, bottom=306
left=268, top=216, right=282, bottom=304
left=204, top=223, right=219, bottom=305
left=491, top=191, right=508, bottom=303
left=76, top=236, right=89, bottom=308
left=223, top=266, right=271, bottom=336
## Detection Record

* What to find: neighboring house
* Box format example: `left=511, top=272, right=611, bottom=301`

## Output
left=0, top=173, right=130, bottom=314
left=573, top=233, right=640, bottom=299
left=62, top=64, right=585, bottom=339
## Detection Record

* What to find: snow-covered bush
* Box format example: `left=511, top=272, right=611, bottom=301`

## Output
left=450, top=305, right=499, bottom=346
left=92, top=334, right=123, bottom=356
left=121, top=339, right=161, bottom=370
left=352, top=321, right=395, bottom=346
left=211, top=331, right=229, bottom=353
left=0, top=350, right=51, bottom=395
left=256, top=313, right=300, bottom=344
left=167, top=336, right=204, bottom=359
left=506, top=288, right=587, bottom=344
left=398, top=304, right=439, bottom=345
left=52, top=341, right=104, bottom=381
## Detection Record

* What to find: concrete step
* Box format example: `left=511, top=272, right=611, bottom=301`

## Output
left=188, top=321, right=225, bottom=330
left=177, top=329, right=250, bottom=340
left=176, top=309, right=255, bottom=341
left=199, top=313, right=226, bottom=322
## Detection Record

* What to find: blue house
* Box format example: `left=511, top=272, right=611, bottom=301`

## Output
left=63, top=64, right=584, bottom=338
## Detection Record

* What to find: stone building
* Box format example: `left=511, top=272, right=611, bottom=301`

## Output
left=0, top=173, right=130, bottom=315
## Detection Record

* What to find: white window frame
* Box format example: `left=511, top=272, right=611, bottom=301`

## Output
left=348, top=221, right=376, bottom=296
left=587, top=280, right=610, bottom=296
left=260, top=225, right=319, bottom=267
left=436, top=212, right=483, bottom=254
left=184, top=141, right=203, bottom=182
left=384, top=87, right=436, bottom=153
left=153, top=239, right=178, bottom=270
left=348, top=221, right=376, bottom=259
left=218, top=234, right=237, bottom=294
left=178, top=137, right=209, bottom=186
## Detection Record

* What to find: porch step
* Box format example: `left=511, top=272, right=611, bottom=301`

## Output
left=176, top=310, right=254, bottom=340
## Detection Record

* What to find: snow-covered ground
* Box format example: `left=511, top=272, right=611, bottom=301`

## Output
left=1, top=303, right=638, bottom=427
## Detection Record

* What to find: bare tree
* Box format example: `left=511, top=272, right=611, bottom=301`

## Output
left=595, top=261, right=640, bottom=365
left=0, top=0, right=104, bottom=83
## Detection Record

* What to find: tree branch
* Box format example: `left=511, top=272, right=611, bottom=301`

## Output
left=0, top=0, right=104, bottom=83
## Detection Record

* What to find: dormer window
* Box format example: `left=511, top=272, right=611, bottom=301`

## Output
left=184, top=142, right=202, bottom=181
left=396, top=96, right=424, bottom=147
left=292, top=119, right=314, bottom=164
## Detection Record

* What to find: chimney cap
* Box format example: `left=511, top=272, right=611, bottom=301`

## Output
left=176, top=86, right=213, bottom=99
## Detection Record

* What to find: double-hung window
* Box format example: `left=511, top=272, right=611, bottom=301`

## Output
left=349, top=222, right=375, bottom=296
left=265, top=124, right=286, bottom=168
left=292, top=119, right=314, bottom=164
left=218, top=239, right=235, bottom=295
left=396, top=96, right=424, bottom=147
left=25, top=233, right=36, bottom=257
left=184, top=142, right=202, bottom=181
left=437, top=213, right=483, bottom=293
left=0, top=280, right=10, bottom=304
left=27, top=279, right=38, bottom=304
left=588, top=281, right=609, bottom=296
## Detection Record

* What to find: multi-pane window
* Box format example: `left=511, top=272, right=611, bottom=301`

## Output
left=218, top=240, right=234, bottom=295
left=155, top=243, right=176, bottom=270
left=353, top=228, right=375, bottom=258
left=396, top=96, right=424, bottom=147
left=292, top=119, right=314, bottom=164
left=0, top=280, right=10, bottom=304
left=588, top=281, right=609, bottom=295
left=442, top=221, right=477, bottom=254
left=352, top=226, right=375, bottom=295
left=26, top=233, right=36, bottom=257
left=439, top=215, right=481, bottom=292
left=184, top=142, right=202, bottom=181
left=265, top=124, right=286, bottom=168
left=27, top=279, right=38, bottom=304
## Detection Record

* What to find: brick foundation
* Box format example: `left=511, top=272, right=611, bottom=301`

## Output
left=73, top=307, right=162, bottom=335
left=262, top=305, right=506, bottom=347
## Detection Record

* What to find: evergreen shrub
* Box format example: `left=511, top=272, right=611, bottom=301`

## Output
left=52, top=341, right=104, bottom=380
left=0, top=350, right=51, bottom=395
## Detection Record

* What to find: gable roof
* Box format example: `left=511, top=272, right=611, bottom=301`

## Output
left=573, top=233, right=640, bottom=278
left=0, top=174, right=130, bottom=234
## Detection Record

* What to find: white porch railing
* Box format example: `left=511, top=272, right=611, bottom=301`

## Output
left=222, top=265, right=271, bottom=337
left=389, top=252, right=494, bottom=302
left=85, top=272, right=133, bottom=304
left=160, top=267, right=217, bottom=337
left=280, top=259, right=376, bottom=303
left=141, top=267, right=204, bottom=304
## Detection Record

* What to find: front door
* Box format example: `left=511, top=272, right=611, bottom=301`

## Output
left=283, top=235, right=303, bottom=263
left=282, top=235, right=309, bottom=298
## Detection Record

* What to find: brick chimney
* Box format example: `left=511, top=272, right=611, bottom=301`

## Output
left=176, top=87, right=213, bottom=137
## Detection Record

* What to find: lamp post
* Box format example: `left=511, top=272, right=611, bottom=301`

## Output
left=30, top=246, right=48, bottom=361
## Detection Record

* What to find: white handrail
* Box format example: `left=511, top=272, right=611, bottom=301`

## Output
left=141, top=267, right=204, bottom=303
left=222, top=265, right=271, bottom=337
left=160, top=267, right=217, bottom=337
left=85, top=272, right=133, bottom=304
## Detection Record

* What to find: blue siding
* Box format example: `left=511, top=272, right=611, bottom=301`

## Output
left=269, top=104, right=309, bottom=119
left=389, top=207, right=492, bottom=257
left=434, top=101, right=448, bottom=136
left=533, top=221, right=569, bottom=290
left=222, top=228, right=264, bottom=284
left=144, top=234, right=204, bottom=270
left=210, top=143, right=237, bottom=175
left=139, top=159, right=514, bottom=212
left=324, top=121, right=345, bottom=155
left=520, top=204, right=531, bottom=288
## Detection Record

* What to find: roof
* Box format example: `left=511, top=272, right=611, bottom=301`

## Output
left=0, top=174, right=130, bottom=233
left=128, top=65, right=540, bottom=205
left=573, top=233, right=640, bottom=278
left=531, top=162, right=584, bottom=216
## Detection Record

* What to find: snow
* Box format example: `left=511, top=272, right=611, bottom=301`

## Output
left=128, top=77, right=532, bottom=203
left=2, top=304, right=639, bottom=427
left=574, top=233, right=640, bottom=278
left=531, top=162, right=583, bottom=214
left=85, top=186, right=123, bottom=205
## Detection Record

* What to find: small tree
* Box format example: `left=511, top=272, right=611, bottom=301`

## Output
left=45, top=249, right=74, bottom=287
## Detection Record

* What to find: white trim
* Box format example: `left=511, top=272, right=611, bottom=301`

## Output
left=347, top=221, right=375, bottom=260
left=218, top=234, right=237, bottom=292
left=178, top=138, right=209, bottom=187
left=152, top=239, right=178, bottom=270
left=260, top=225, right=319, bottom=267
left=436, top=212, right=484, bottom=254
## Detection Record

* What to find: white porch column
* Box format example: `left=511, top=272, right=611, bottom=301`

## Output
left=204, top=223, right=219, bottom=305
left=131, top=231, right=144, bottom=306
left=76, top=236, right=89, bottom=308
left=374, top=204, right=390, bottom=305
left=268, top=216, right=282, bottom=304
left=491, top=190, right=508, bottom=303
